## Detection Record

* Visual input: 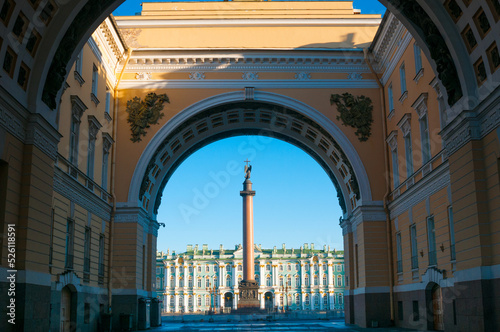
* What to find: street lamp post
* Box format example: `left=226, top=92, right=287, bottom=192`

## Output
left=280, top=284, right=289, bottom=312
left=206, top=283, right=218, bottom=314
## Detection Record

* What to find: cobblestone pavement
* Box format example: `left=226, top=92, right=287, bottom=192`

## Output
left=137, top=319, right=431, bottom=331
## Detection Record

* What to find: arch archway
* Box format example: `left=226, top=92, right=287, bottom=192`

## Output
left=126, top=91, right=373, bottom=219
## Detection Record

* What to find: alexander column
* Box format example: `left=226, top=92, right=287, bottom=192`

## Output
left=237, top=159, right=260, bottom=311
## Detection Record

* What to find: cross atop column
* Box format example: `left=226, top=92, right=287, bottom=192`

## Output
left=244, top=159, right=251, bottom=167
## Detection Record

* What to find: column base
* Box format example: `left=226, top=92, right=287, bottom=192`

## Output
left=235, top=280, right=262, bottom=313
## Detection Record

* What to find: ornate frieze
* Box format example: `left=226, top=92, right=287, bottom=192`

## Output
left=397, top=113, right=412, bottom=137
left=189, top=72, right=205, bottom=80
left=347, top=73, right=363, bottom=80
left=386, top=130, right=398, bottom=151
left=136, top=72, right=152, bottom=80
left=242, top=72, right=259, bottom=80
left=295, top=72, right=311, bottom=80
left=411, top=93, right=428, bottom=119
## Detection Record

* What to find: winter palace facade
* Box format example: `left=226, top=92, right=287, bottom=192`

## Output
left=156, top=244, right=345, bottom=313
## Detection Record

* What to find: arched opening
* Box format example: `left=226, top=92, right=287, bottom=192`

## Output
left=224, top=292, right=233, bottom=309
left=264, top=291, right=274, bottom=311
left=426, top=282, right=444, bottom=331
left=60, top=286, right=76, bottom=332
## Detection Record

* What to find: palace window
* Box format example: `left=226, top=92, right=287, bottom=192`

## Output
left=188, top=278, right=193, bottom=288
left=197, top=265, right=201, bottom=272
left=410, top=224, right=419, bottom=269
left=101, top=134, right=112, bottom=190
left=279, top=264, right=283, bottom=272
left=197, top=278, right=201, bottom=288
left=305, top=294, right=310, bottom=305
left=87, top=116, right=101, bottom=180
left=295, top=276, right=300, bottom=287
left=189, top=266, right=193, bottom=273
left=170, top=276, right=174, bottom=286
left=83, top=226, right=91, bottom=282
left=336, top=265, right=341, bottom=272
left=105, top=87, right=111, bottom=116
left=179, top=296, right=183, bottom=307
left=314, top=264, right=318, bottom=271
left=448, top=206, right=456, bottom=261
left=287, top=276, right=291, bottom=286
left=279, top=276, right=284, bottom=286
left=179, top=277, right=184, bottom=288
left=266, top=276, right=271, bottom=286
left=336, top=275, right=342, bottom=287
left=91, top=64, right=99, bottom=103
left=238, top=276, right=242, bottom=283
left=339, top=293, right=343, bottom=304
left=238, top=265, right=242, bottom=271
left=226, top=275, right=231, bottom=287
left=74, top=49, right=84, bottom=85
left=314, top=275, right=319, bottom=286
left=213, top=278, right=218, bottom=287
left=314, top=295, right=319, bottom=305
left=98, top=234, right=104, bottom=284
left=323, top=294, right=328, bottom=305
left=323, top=275, right=327, bottom=286
left=305, top=276, right=309, bottom=286
left=255, top=275, right=259, bottom=284
left=400, top=63, right=407, bottom=95
left=295, top=264, right=300, bottom=271
left=391, top=144, right=400, bottom=187
left=323, top=264, right=327, bottom=271
left=295, top=294, right=300, bottom=305
left=396, top=232, right=403, bottom=273
left=170, top=296, right=174, bottom=307
left=404, top=131, right=413, bottom=177
left=266, top=264, right=271, bottom=271
left=427, top=216, right=437, bottom=266
left=226, top=264, right=231, bottom=273
left=388, top=83, right=395, bottom=113
left=205, top=296, right=210, bottom=306
left=197, top=296, right=202, bottom=307
left=171, top=266, right=175, bottom=273
left=414, top=44, right=423, bottom=74
left=205, top=278, right=209, bottom=287
left=419, top=113, right=431, bottom=164
left=65, top=218, right=74, bottom=270
left=206, top=265, right=210, bottom=272
left=69, top=96, right=86, bottom=165
left=179, top=266, right=183, bottom=273
left=287, top=264, right=291, bottom=271
left=305, top=265, right=309, bottom=271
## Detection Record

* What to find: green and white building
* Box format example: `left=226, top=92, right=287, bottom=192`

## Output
left=155, top=243, right=345, bottom=313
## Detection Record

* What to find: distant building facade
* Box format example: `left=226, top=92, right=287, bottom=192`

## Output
left=156, top=244, right=345, bottom=313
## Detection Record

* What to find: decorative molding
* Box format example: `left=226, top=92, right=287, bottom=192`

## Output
left=386, top=130, right=398, bottom=151
left=387, top=109, right=395, bottom=121
left=388, top=161, right=450, bottom=218
left=347, top=73, right=363, bottom=80
left=189, top=72, right=205, bottom=80
left=116, top=18, right=382, bottom=29
left=118, top=79, right=380, bottom=90
left=295, top=72, right=311, bottom=80
left=398, top=91, right=408, bottom=104
left=397, top=113, right=412, bottom=137
left=244, top=87, right=255, bottom=100
left=53, top=166, right=112, bottom=220
left=88, top=115, right=102, bottom=140
left=25, top=118, right=60, bottom=161
left=102, top=132, right=114, bottom=153
left=411, top=93, right=428, bottom=119
left=348, top=201, right=386, bottom=230
left=441, top=86, right=500, bottom=156
left=136, top=72, right=152, bottom=80
left=242, top=72, right=259, bottom=80
left=413, top=68, right=424, bottom=84
left=71, top=95, right=87, bottom=120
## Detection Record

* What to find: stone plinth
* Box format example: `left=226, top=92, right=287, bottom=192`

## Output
left=236, top=280, right=261, bottom=312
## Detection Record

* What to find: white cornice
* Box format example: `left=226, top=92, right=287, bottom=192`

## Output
left=380, top=30, right=413, bottom=85
left=118, top=79, right=380, bottom=90
left=116, top=18, right=382, bottom=28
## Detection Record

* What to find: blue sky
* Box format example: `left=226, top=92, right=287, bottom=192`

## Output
left=113, top=0, right=387, bottom=16
left=156, top=137, right=345, bottom=254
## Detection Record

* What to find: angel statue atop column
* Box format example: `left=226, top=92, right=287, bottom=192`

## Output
left=244, top=159, right=252, bottom=179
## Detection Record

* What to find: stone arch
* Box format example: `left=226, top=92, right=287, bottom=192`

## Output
left=126, top=91, right=373, bottom=218
left=35, top=0, right=480, bottom=112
